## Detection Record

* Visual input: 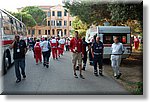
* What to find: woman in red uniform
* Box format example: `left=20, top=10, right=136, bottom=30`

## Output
left=34, top=39, right=42, bottom=65
left=134, top=36, right=139, bottom=50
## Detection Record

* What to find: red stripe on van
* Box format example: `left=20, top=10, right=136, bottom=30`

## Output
left=2, top=40, right=14, bottom=45
left=104, top=44, right=131, bottom=47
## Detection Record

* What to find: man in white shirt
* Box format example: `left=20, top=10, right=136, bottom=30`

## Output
left=111, top=37, right=124, bottom=79
left=40, top=37, right=51, bottom=68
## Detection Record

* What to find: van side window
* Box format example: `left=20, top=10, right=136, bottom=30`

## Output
left=103, top=35, right=112, bottom=44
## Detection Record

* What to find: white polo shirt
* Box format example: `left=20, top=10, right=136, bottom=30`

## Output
left=40, top=40, right=49, bottom=52
left=111, top=42, right=124, bottom=55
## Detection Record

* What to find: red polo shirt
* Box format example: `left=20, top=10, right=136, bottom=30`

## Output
left=70, top=37, right=83, bottom=53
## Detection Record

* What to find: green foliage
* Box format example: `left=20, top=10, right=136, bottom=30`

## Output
left=21, top=6, right=46, bottom=25
left=108, top=2, right=143, bottom=27
left=64, top=0, right=143, bottom=28
left=64, top=0, right=110, bottom=25
left=72, top=17, right=88, bottom=38
left=12, top=12, right=36, bottom=27
left=128, top=82, right=143, bottom=95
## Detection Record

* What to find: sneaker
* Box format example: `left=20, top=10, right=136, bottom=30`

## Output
left=36, top=63, right=38, bottom=65
left=46, top=65, right=49, bottom=68
left=99, top=72, right=103, bottom=76
left=74, top=73, right=78, bottom=78
left=99, top=70, right=103, bottom=76
left=16, top=79, right=21, bottom=83
left=23, top=75, right=26, bottom=79
left=94, top=71, right=98, bottom=76
left=80, top=74, right=85, bottom=79
left=43, top=63, right=46, bottom=67
left=116, top=73, right=122, bottom=79
left=94, top=73, right=98, bottom=76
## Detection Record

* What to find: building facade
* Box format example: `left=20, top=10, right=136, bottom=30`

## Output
left=20, top=5, right=74, bottom=37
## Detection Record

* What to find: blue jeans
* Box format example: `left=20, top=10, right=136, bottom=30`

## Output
left=14, top=58, right=26, bottom=80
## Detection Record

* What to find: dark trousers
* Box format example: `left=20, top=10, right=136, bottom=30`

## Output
left=82, top=52, right=87, bottom=67
left=65, top=45, right=69, bottom=51
left=93, top=55, right=103, bottom=73
left=89, top=50, right=93, bottom=65
left=42, top=51, right=50, bottom=65
left=14, top=58, right=26, bottom=80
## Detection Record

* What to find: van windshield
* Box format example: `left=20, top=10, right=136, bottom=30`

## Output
left=103, top=33, right=128, bottom=44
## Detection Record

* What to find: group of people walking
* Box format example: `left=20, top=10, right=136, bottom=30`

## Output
left=11, top=31, right=124, bottom=83
left=69, top=31, right=124, bottom=79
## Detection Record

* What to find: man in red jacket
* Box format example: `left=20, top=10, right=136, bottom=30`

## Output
left=70, top=31, right=84, bottom=79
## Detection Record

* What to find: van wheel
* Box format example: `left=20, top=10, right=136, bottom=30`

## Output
left=3, top=52, right=11, bottom=74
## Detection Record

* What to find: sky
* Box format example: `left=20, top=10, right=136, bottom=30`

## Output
left=0, top=0, right=63, bottom=12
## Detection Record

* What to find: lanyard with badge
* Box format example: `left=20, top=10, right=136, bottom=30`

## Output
left=17, top=41, right=20, bottom=53
left=74, top=38, right=78, bottom=51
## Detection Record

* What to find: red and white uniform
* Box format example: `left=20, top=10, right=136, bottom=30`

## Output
left=58, top=38, right=65, bottom=55
left=134, top=37, right=139, bottom=50
left=34, top=42, right=42, bottom=64
left=50, top=38, right=58, bottom=59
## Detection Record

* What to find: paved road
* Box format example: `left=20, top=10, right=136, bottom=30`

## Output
left=2, top=51, right=129, bottom=95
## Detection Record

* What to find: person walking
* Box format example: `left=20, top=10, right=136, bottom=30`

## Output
left=134, top=36, right=139, bottom=50
left=82, top=37, right=88, bottom=71
left=65, top=38, right=70, bottom=51
left=34, top=39, right=42, bottom=65
left=40, top=37, right=51, bottom=68
left=70, top=31, right=85, bottom=79
left=91, top=36, right=104, bottom=76
left=11, top=34, right=27, bottom=83
left=58, top=37, right=65, bottom=56
left=111, top=37, right=124, bottom=79
left=50, top=36, right=58, bottom=59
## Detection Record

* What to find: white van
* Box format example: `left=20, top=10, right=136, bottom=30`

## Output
left=86, top=26, right=132, bottom=59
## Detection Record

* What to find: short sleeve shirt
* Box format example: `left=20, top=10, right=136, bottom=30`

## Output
left=13, top=40, right=27, bottom=59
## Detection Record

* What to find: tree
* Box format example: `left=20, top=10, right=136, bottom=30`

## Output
left=64, top=0, right=111, bottom=26
left=72, top=17, right=88, bottom=38
left=21, top=6, right=46, bottom=25
left=12, top=12, right=36, bottom=27
left=107, top=1, right=143, bottom=28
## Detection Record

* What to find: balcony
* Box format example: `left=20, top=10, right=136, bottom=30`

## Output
left=56, top=17, right=63, bottom=20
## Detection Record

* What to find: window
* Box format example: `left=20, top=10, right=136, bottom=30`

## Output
left=57, top=21, right=62, bottom=26
left=28, top=30, right=30, bottom=35
left=47, top=11, right=51, bottom=17
left=57, top=11, right=62, bottom=17
left=48, top=21, right=50, bottom=26
left=31, top=30, right=34, bottom=35
left=51, top=20, right=55, bottom=26
left=64, top=20, right=67, bottom=26
left=38, top=30, right=41, bottom=35
left=103, top=36, right=112, bottom=44
left=45, top=30, right=47, bottom=35
left=52, top=29, right=55, bottom=35
left=122, top=36, right=127, bottom=44
left=69, top=21, right=72, bottom=26
left=64, top=29, right=67, bottom=35
left=64, top=11, right=67, bottom=16
left=52, top=11, right=55, bottom=16
left=48, top=30, right=50, bottom=35
left=2, top=12, right=12, bottom=35
left=103, top=34, right=128, bottom=44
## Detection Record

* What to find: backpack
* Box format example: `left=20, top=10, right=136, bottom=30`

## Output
left=47, top=42, right=51, bottom=52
